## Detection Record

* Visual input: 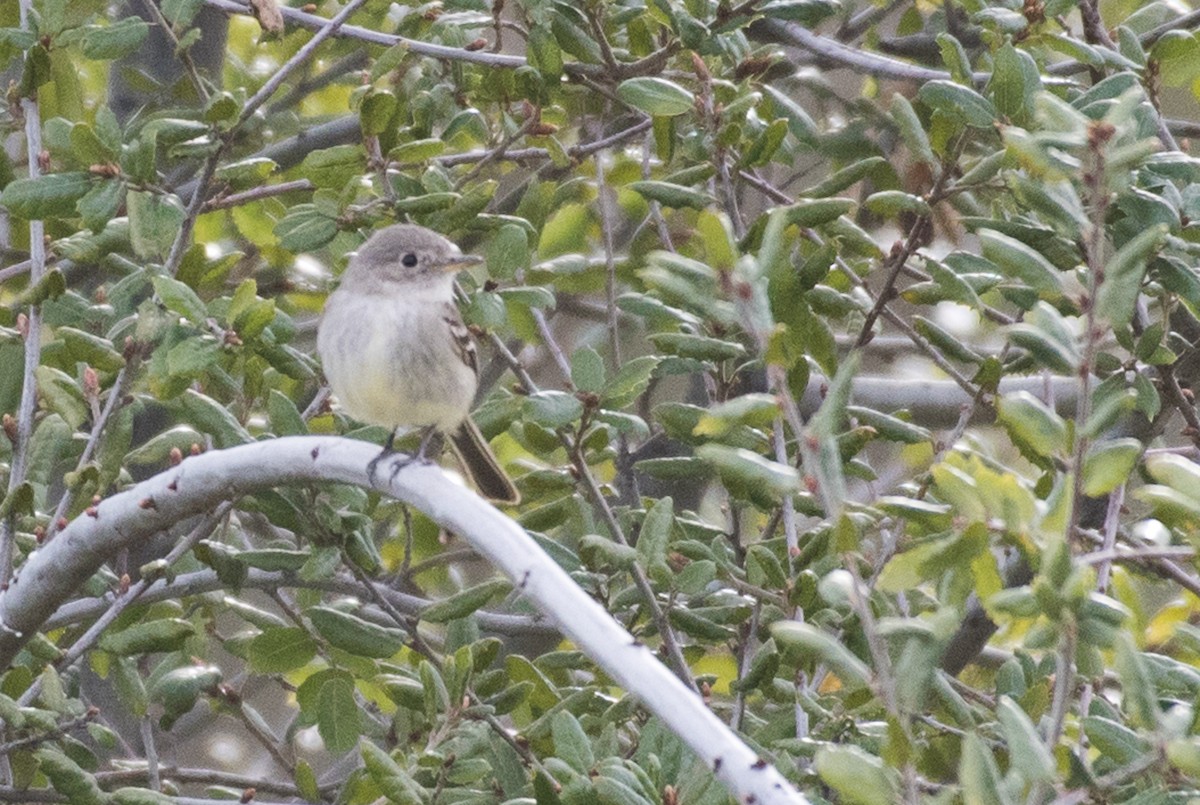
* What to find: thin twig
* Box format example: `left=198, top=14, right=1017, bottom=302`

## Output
left=595, top=151, right=622, bottom=369
left=201, top=179, right=315, bottom=211
left=138, top=0, right=212, bottom=103
left=1081, top=543, right=1194, bottom=566
left=140, top=718, right=161, bottom=792
left=530, top=309, right=574, bottom=385
left=758, top=19, right=988, bottom=85
left=1, top=0, right=47, bottom=588
left=203, top=0, right=526, bottom=69
left=0, top=260, right=33, bottom=283
left=45, top=364, right=134, bottom=541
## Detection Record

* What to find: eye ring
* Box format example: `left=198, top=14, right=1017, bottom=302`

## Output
left=401, top=253, right=419, bottom=268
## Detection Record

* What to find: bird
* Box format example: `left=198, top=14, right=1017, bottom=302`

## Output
left=317, top=223, right=520, bottom=504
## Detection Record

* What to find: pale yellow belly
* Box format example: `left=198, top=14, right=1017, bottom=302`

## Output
left=317, top=290, right=475, bottom=432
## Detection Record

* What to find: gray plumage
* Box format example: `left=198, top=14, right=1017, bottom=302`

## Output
left=317, top=224, right=519, bottom=503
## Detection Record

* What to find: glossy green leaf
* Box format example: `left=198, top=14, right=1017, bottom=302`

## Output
left=995, top=391, right=1068, bottom=459
left=616, top=78, right=694, bottom=117
left=813, top=745, right=895, bottom=805
left=629, top=180, right=715, bottom=210
left=420, top=579, right=512, bottom=623
left=298, top=669, right=359, bottom=753
left=917, top=80, right=996, bottom=127
left=1081, top=438, right=1142, bottom=496
left=247, top=627, right=318, bottom=673
left=1095, top=224, right=1167, bottom=328
left=978, top=229, right=1062, bottom=293
left=1, top=172, right=93, bottom=219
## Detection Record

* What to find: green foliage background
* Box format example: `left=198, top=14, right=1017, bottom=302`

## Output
left=5, top=0, right=1200, bottom=802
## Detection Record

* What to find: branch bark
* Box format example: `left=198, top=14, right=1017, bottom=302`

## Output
left=0, top=436, right=807, bottom=805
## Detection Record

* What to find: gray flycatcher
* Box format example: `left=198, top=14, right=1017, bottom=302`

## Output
left=317, top=224, right=520, bottom=504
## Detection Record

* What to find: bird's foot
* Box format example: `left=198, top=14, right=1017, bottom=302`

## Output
left=368, top=429, right=440, bottom=483
left=366, top=449, right=394, bottom=482
left=387, top=452, right=421, bottom=481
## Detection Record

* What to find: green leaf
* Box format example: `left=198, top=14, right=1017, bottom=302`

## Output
left=151, top=274, right=208, bottom=323
left=937, top=32, right=973, bottom=83
left=300, top=144, right=365, bottom=189
left=813, top=745, right=895, bottom=805
left=215, top=157, right=277, bottom=187
left=359, top=89, right=397, bottom=136
left=298, top=669, right=359, bottom=753
left=801, top=156, right=890, bottom=198
left=151, top=664, right=222, bottom=729
left=996, top=696, right=1054, bottom=783
left=846, top=405, right=930, bottom=444
left=696, top=444, right=799, bottom=501
left=361, top=740, right=424, bottom=805
left=959, top=732, right=1010, bottom=805
left=1082, top=438, right=1142, bottom=496
left=308, top=607, right=406, bottom=658
left=628, top=180, right=715, bottom=210
left=742, top=118, right=789, bottom=167
left=637, top=496, right=674, bottom=582
left=571, top=346, right=605, bottom=393
left=995, top=391, right=1068, bottom=460
left=486, top=223, right=530, bottom=280
left=601, top=355, right=660, bottom=409
left=524, top=390, right=583, bottom=428
left=1083, top=715, right=1151, bottom=765
left=1096, top=224, right=1168, bottom=328
left=890, top=93, right=935, bottom=167
left=34, top=366, right=88, bottom=429
left=393, top=192, right=460, bottom=215
left=99, top=618, right=195, bottom=655
left=1150, top=30, right=1200, bottom=87
left=978, top=228, right=1062, bottom=294
left=35, top=748, right=107, bottom=805
left=1145, top=452, right=1200, bottom=499
left=57, top=326, right=125, bottom=372
left=648, top=332, right=746, bottom=361
left=127, top=191, right=185, bottom=259
left=18, top=267, right=67, bottom=306
left=76, top=179, right=123, bottom=232
left=1114, top=633, right=1159, bottom=730
left=616, top=77, right=695, bottom=117
left=695, top=394, right=780, bottom=436
left=82, top=17, right=149, bottom=59
left=70, top=123, right=117, bottom=165
left=247, top=627, right=318, bottom=673
left=528, top=25, right=563, bottom=80
left=917, top=80, right=996, bottom=127
left=552, top=711, right=596, bottom=774
left=177, top=389, right=254, bottom=447
left=275, top=204, right=339, bottom=252
left=757, top=0, right=840, bottom=24
left=762, top=84, right=818, bottom=145
left=420, top=579, right=512, bottom=623
left=863, top=190, right=931, bottom=217
left=1, top=172, right=94, bottom=219
left=990, top=42, right=1040, bottom=125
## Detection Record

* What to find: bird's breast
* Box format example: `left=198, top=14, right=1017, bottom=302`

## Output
left=317, top=290, right=476, bottom=431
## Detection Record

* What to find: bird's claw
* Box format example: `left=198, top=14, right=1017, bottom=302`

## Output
left=368, top=451, right=434, bottom=483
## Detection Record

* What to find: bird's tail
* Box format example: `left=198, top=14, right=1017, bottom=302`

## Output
left=447, top=419, right=521, bottom=505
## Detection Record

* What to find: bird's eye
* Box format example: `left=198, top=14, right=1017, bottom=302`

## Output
left=401, top=253, right=419, bottom=268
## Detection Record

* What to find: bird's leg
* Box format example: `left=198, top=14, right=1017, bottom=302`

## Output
left=385, top=427, right=441, bottom=481
left=414, top=427, right=440, bottom=464
left=367, top=430, right=398, bottom=481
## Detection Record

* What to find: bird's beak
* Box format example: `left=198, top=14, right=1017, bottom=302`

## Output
left=438, top=255, right=483, bottom=273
